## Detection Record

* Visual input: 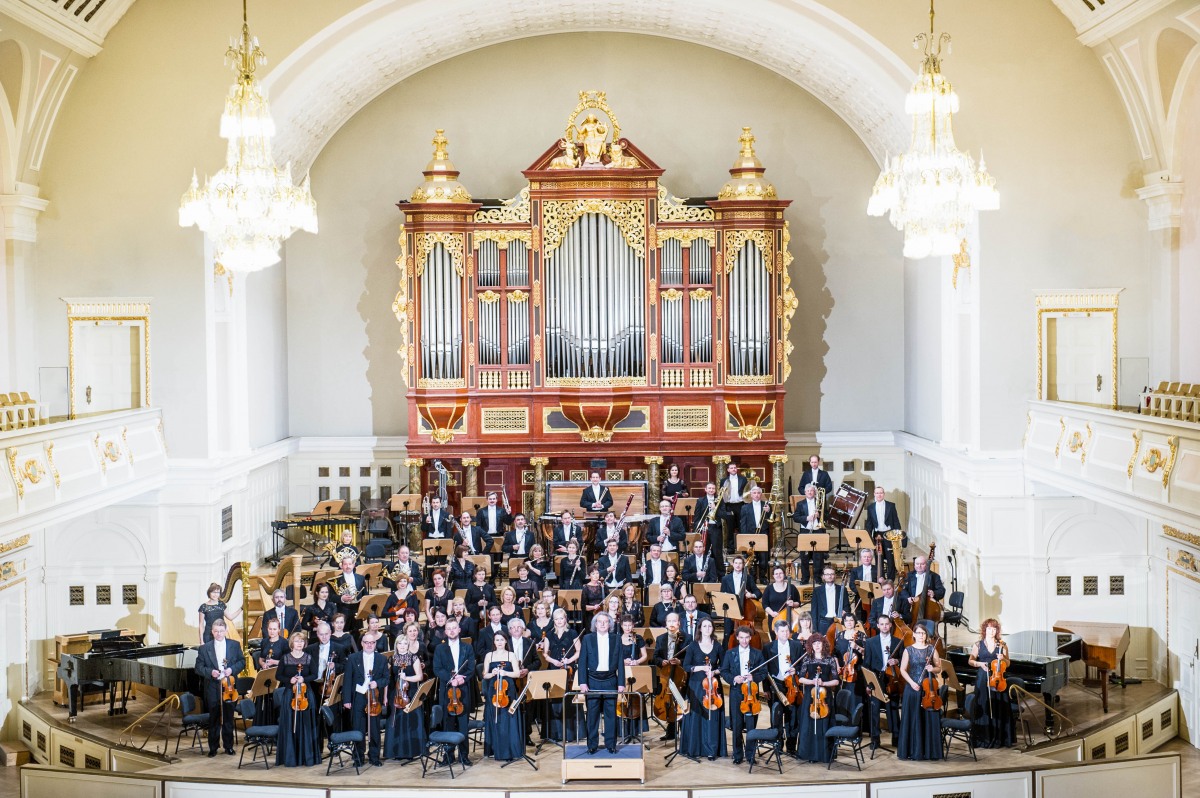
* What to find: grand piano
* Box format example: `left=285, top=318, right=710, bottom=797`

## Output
left=55, top=631, right=201, bottom=720
left=1054, top=619, right=1131, bottom=714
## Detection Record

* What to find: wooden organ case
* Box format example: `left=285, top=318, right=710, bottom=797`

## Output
left=394, top=92, right=798, bottom=511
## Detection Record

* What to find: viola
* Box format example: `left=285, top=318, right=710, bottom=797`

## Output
left=702, top=657, right=723, bottom=711
left=784, top=671, right=801, bottom=705
left=616, top=675, right=640, bottom=719
left=219, top=659, right=238, bottom=703
left=366, top=685, right=383, bottom=717
left=988, top=646, right=1008, bottom=692
left=920, top=667, right=943, bottom=711
left=808, top=665, right=829, bottom=720
left=739, top=680, right=761, bottom=716
left=320, top=658, right=337, bottom=705
left=291, top=680, right=309, bottom=712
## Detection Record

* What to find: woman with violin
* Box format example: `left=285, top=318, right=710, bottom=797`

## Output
left=275, top=631, right=319, bottom=766
left=466, top=566, right=497, bottom=623
left=557, top=539, right=587, bottom=591
left=797, top=633, right=840, bottom=763
left=481, top=631, right=524, bottom=761
left=897, top=623, right=944, bottom=761
left=385, top=621, right=427, bottom=762
left=302, top=582, right=336, bottom=633
left=682, top=617, right=727, bottom=760
left=968, top=618, right=1014, bottom=748
left=423, top=569, right=452, bottom=625
left=382, top=574, right=419, bottom=646
left=544, top=607, right=583, bottom=742
left=448, top=543, right=476, bottom=593
left=833, top=612, right=867, bottom=719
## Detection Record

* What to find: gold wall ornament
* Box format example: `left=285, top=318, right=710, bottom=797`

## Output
left=531, top=225, right=541, bottom=251
left=658, top=228, right=716, bottom=246
left=121, top=426, right=133, bottom=464
left=155, top=419, right=167, bottom=455
left=416, top=377, right=467, bottom=389
left=533, top=334, right=542, bottom=362
left=103, top=441, right=121, bottom=463
left=1176, top=550, right=1199, bottom=573
left=1142, top=448, right=1165, bottom=474
left=657, top=185, right=715, bottom=223
left=532, top=280, right=541, bottom=308
left=779, top=222, right=798, bottom=382
left=712, top=455, right=732, bottom=466
left=723, top=229, right=775, bottom=274
left=1127, top=430, right=1142, bottom=478
left=44, top=441, right=61, bottom=488
left=581, top=426, right=614, bottom=443
left=1066, top=424, right=1093, bottom=462
left=648, top=278, right=658, bottom=304
left=407, top=129, right=473, bottom=204
left=541, top=198, right=646, bottom=256
left=737, top=424, right=764, bottom=442
left=691, top=288, right=712, bottom=301
left=661, top=288, right=683, bottom=302
left=479, top=290, right=501, bottom=304
left=768, top=454, right=789, bottom=464
left=1164, top=525, right=1200, bottom=548
left=414, top=232, right=466, bottom=277
left=1054, top=417, right=1066, bottom=458
left=473, top=229, right=532, bottom=250
left=93, top=433, right=106, bottom=473
left=951, top=239, right=971, bottom=288
left=430, top=428, right=456, bottom=445
left=717, top=127, right=778, bottom=201
left=473, top=187, right=530, bottom=224
left=563, top=89, right=622, bottom=162
left=21, top=459, right=43, bottom=485
left=0, top=534, right=30, bottom=555
left=1163, top=435, right=1180, bottom=488
left=508, top=290, right=529, bottom=304
left=5, top=447, right=22, bottom=500
left=1022, top=412, right=1032, bottom=448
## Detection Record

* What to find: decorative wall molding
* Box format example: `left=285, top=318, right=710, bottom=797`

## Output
left=0, top=0, right=136, bottom=58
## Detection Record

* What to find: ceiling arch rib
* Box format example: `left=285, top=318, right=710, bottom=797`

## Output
left=261, top=0, right=914, bottom=174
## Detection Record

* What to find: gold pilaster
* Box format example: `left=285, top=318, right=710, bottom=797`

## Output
left=531, top=457, right=550, bottom=520
left=769, top=455, right=788, bottom=546
left=463, top=458, right=481, bottom=497
left=404, top=457, right=425, bottom=496
left=645, top=456, right=664, bottom=507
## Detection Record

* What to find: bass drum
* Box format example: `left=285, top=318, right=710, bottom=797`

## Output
left=826, top=484, right=867, bottom=529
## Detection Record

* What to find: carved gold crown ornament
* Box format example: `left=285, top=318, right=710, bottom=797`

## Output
left=179, top=0, right=317, bottom=273
left=867, top=0, right=998, bottom=259
left=408, top=129, right=474, bottom=204
left=717, top=127, right=778, bottom=201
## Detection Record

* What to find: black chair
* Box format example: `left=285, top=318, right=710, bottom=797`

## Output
left=941, top=691, right=977, bottom=760
left=236, top=698, right=278, bottom=769
left=422, top=704, right=467, bottom=778
left=825, top=703, right=866, bottom=770
left=468, top=715, right=485, bottom=753
left=321, top=705, right=365, bottom=775
left=175, top=693, right=210, bottom=753
left=745, top=703, right=785, bottom=774
left=941, top=591, right=968, bottom=638
left=364, top=541, right=389, bottom=561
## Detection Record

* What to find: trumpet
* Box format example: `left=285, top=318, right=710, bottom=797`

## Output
left=500, top=485, right=513, bottom=515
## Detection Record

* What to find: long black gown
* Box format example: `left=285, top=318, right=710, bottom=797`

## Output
left=971, top=641, right=1015, bottom=748
left=797, top=657, right=838, bottom=762
left=384, top=648, right=426, bottom=760
left=256, top=637, right=287, bottom=724
left=198, top=601, right=228, bottom=644
left=546, top=628, right=583, bottom=741
left=681, top=642, right=726, bottom=759
left=897, top=645, right=943, bottom=760
left=482, top=655, right=524, bottom=761
left=275, top=653, right=320, bottom=766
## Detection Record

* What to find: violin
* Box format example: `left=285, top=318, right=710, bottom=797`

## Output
left=366, top=685, right=383, bottom=717
left=291, top=680, right=309, bottom=712
left=739, top=679, right=760, bottom=716
left=219, top=659, right=238, bottom=703
left=447, top=655, right=467, bottom=715
left=784, top=669, right=801, bottom=705
left=808, top=665, right=829, bottom=719
left=988, top=644, right=1009, bottom=692
left=393, top=677, right=409, bottom=710
left=920, top=666, right=943, bottom=711
left=319, top=657, right=337, bottom=705
left=883, top=642, right=904, bottom=696
left=492, top=654, right=512, bottom=709
left=840, top=632, right=861, bottom=683
left=702, top=657, right=723, bottom=711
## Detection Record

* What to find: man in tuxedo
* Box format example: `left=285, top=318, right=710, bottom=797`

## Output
left=578, top=612, right=626, bottom=754
left=507, top=617, right=541, bottom=745
left=718, top=462, right=750, bottom=556
left=720, top=626, right=765, bottom=765
left=849, top=548, right=880, bottom=622
left=869, top=579, right=906, bottom=626
left=579, top=472, right=613, bottom=515
left=422, top=496, right=453, bottom=538
left=798, top=454, right=834, bottom=496
left=194, top=619, right=244, bottom=757
left=810, top=565, right=848, bottom=635
left=307, top=621, right=342, bottom=746
left=640, top=543, right=668, bottom=586
left=454, top=511, right=493, bottom=557
left=553, top=510, right=584, bottom=555
left=649, top=584, right=681, bottom=628
left=864, top=486, right=906, bottom=580
left=737, top=485, right=773, bottom=574
left=791, top=484, right=826, bottom=583
left=599, top=538, right=632, bottom=589
left=679, top=594, right=711, bottom=640
left=763, top=619, right=805, bottom=753
left=862, top=615, right=903, bottom=750
left=474, top=491, right=512, bottom=543
left=682, top=539, right=720, bottom=586
left=719, top=554, right=759, bottom=639
left=652, top=614, right=689, bottom=741
left=502, top=513, right=535, bottom=558
left=691, top=481, right=724, bottom=568
left=432, top=618, right=477, bottom=765
left=899, top=555, right=945, bottom=622
left=334, top=556, right=367, bottom=629
left=645, top=499, right=685, bottom=552
left=265, top=589, right=300, bottom=638
left=594, top=510, right=629, bottom=555
left=341, top=632, right=389, bottom=766
left=474, top=605, right=510, bottom=658
left=385, top=544, right=422, bottom=589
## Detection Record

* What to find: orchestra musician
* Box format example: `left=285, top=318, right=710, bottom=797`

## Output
left=577, top=611, right=626, bottom=755
left=382, top=574, right=419, bottom=644
left=719, top=554, right=760, bottom=639
left=640, top=543, right=669, bottom=586
left=455, top=511, right=493, bottom=557
left=450, top=597, right=477, bottom=642
left=797, top=633, right=839, bottom=763
left=302, top=582, right=336, bottom=632
left=899, top=556, right=946, bottom=614
left=329, top=613, right=358, bottom=660
left=718, top=463, right=750, bottom=557
left=422, top=496, right=453, bottom=566
left=558, top=539, right=587, bottom=590
left=864, top=486, right=906, bottom=580
left=862, top=614, right=902, bottom=751
left=306, top=621, right=340, bottom=750
left=255, top=617, right=286, bottom=724
left=466, top=566, right=497, bottom=622
left=968, top=619, right=1015, bottom=748
left=833, top=612, right=868, bottom=718
left=599, top=538, right=632, bottom=589
left=737, top=485, right=772, bottom=574
left=475, top=605, right=510, bottom=659
left=432, top=617, right=477, bottom=767
left=581, top=566, right=606, bottom=624
left=275, top=631, right=319, bottom=767
left=649, top=584, right=682, bottom=628
left=334, top=556, right=367, bottom=630
left=681, top=617, right=726, bottom=760
left=525, top=543, right=550, bottom=591
left=646, top=499, right=686, bottom=552
left=691, top=481, right=724, bottom=568
left=510, top=563, right=540, bottom=609
left=621, top=582, right=643, bottom=623
left=448, top=544, right=476, bottom=593
left=363, top=615, right=391, bottom=656
left=265, top=589, right=300, bottom=639
left=543, top=608, right=583, bottom=742
left=719, top=626, right=765, bottom=766
left=580, top=472, right=614, bottom=515
left=682, top=539, right=720, bottom=586
left=679, top=594, right=710, bottom=641
left=325, top=527, right=360, bottom=569
left=849, top=548, right=880, bottom=621
left=869, top=579, right=905, bottom=626
left=553, top=510, right=585, bottom=556
left=811, top=565, right=849, bottom=635
left=662, top=463, right=689, bottom=499
left=475, top=491, right=512, bottom=546
left=652, top=613, right=689, bottom=741
left=502, top=513, right=536, bottom=558
left=384, top=621, right=426, bottom=762
left=791, top=484, right=826, bottom=584
left=198, top=582, right=242, bottom=645
left=481, top=631, right=524, bottom=762
left=797, top=454, right=834, bottom=496
left=384, top=545, right=422, bottom=589
left=764, top=618, right=805, bottom=754
left=617, top=613, right=649, bottom=743
left=507, top=617, right=541, bottom=746
left=897, top=624, right=943, bottom=761
left=761, top=564, right=801, bottom=630
left=594, top=510, right=630, bottom=555
left=194, top=618, right=244, bottom=757
left=423, top=569, right=452, bottom=625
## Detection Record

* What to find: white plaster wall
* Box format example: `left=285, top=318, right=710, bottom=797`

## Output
left=1177, top=64, right=1200, bottom=378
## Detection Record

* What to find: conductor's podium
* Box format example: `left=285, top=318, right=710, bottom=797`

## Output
left=562, top=742, right=645, bottom=784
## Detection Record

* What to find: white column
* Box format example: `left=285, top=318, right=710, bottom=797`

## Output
left=204, top=258, right=251, bottom=456
left=1135, top=175, right=1184, bottom=381
left=938, top=225, right=982, bottom=452
left=0, top=184, right=50, bottom=392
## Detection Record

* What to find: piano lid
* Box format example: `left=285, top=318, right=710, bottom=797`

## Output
left=1006, top=630, right=1082, bottom=662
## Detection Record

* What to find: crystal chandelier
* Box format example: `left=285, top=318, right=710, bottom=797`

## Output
left=867, top=0, right=997, bottom=260
left=179, top=0, right=317, bottom=273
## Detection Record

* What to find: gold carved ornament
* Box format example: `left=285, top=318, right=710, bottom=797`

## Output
left=723, top=230, right=775, bottom=274
left=479, top=290, right=501, bottom=304
left=5, top=447, right=22, bottom=500
left=0, top=534, right=30, bottom=555
left=951, top=239, right=970, bottom=289
left=44, top=441, right=61, bottom=488
left=1164, top=525, right=1200, bottom=548
left=661, top=288, right=682, bottom=302
left=473, top=188, right=531, bottom=224
left=657, top=228, right=715, bottom=247
left=473, top=229, right=532, bottom=251
left=541, top=199, right=646, bottom=257
left=1139, top=433, right=1179, bottom=487
left=21, top=459, right=44, bottom=485
left=780, top=222, right=798, bottom=382
left=1054, top=418, right=1066, bottom=458
left=414, top=232, right=466, bottom=277
left=691, top=288, right=712, bottom=301
left=1066, top=424, right=1092, bottom=463
left=1127, top=430, right=1142, bottom=478
left=657, top=185, right=715, bottom=223
left=122, top=426, right=133, bottom=465
left=508, top=290, right=529, bottom=304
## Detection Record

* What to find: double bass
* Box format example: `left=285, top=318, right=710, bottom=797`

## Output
left=911, top=543, right=944, bottom=625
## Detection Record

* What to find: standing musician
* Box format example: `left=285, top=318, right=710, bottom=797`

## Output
left=968, top=619, right=1015, bottom=748
left=833, top=612, right=868, bottom=718
left=863, top=614, right=903, bottom=751
left=646, top=498, right=686, bottom=553
left=502, top=513, right=535, bottom=558
left=558, top=538, right=587, bottom=590
left=454, top=511, right=492, bottom=557
left=680, top=594, right=711, bottom=641
left=422, top=496, right=453, bottom=539
left=849, top=548, right=880, bottom=622
left=580, top=472, right=614, bottom=515
left=811, top=565, right=848, bottom=635
left=553, top=510, right=585, bottom=556
left=599, top=538, right=632, bottom=589
left=542, top=608, right=582, bottom=742
left=307, top=622, right=340, bottom=749
left=507, top=617, right=541, bottom=746
left=899, top=556, right=946, bottom=616
left=432, top=617, right=477, bottom=767
left=382, top=574, right=419, bottom=644
left=760, top=564, right=801, bottom=631
left=798, top=454, right=834, bottom=496
left=384, top=622, right=426, bottom=762
left=864, top=486, right=906, bottom=580
left=764, top=619, right=805, bottom=755
left=737, top=485, right=772, bottom=575
left=481, top=631, right=525, bottom=763
left=475, top=491, right=512, bottom=548
left=719, top=554, right=760, bottom=639
left=334, top=556, right=367, bottom=631
left=718, top=463, right=750, bottom=557
left=870, top=579, right=906, bottom=626
left=791, top=484, right=826, bottom=584
left=266, top=589, right=301, bottom=639
left=719, top=626, right=765, bottom=766
left=681, top=617, right=726, bottom=760
left=682, top=539, right=720, bottom=586
left=649, top=584, right=682, bottom=628
left=640, top=543, right=669, bottom=586
left=194, top=618, right=244, bottom=757
left=691, top=481, right=724, bottom=568
left=594, top=510, right=630, bottom=555
left=662, top=463, right=689, bottom=499
left=578, top=611, right=627, bottom=754
left=304, top=583, right=337, bottom=633
left=448, top=545, right=477, bottom=593
left=797, top=634, right=840, bottom=763
left=275, top=631, right=319, bottom=767
left=652, top=613, right=689, bottom=741
left=342, top=633, right=389, bottom=767
left=325, top=527, right=360, bottom=568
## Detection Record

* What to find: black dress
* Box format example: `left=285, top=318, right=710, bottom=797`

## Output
left=797, top=657, right=838, bottom=762
left=466, top=583, right=497, bottom=620
left=256, top=637, right=287, bottom=724
left=482, top=655, right=524, bottom=761
left=897, top=645, right=943, bottom=760
left=449, top=558, right=475, bottom=592
left=384, top=648, right=426, bottom=760
left=682, top=642, right=727, bottom=759
left=762, top=583, right=801, bottom=619
left=425, top=587, right=452, bottom=619
left=662, top=479, right=689, bottom=499
left=330, top=632, right=357, bottom=661
left=302, top=601, right=336, bottom=633
left=834, top=633, right=866, bottom=718
left=275, top=653, right=320, bottom=766
left=546, top=628, right=583, bottom=741
left=580, top=583, right=605, bottom=625
left=198, top=602, right=227, bottom=644
left=971, top=641, right=1015, bottom=748
left=558, top=557, right=586, bottom=591
left=523, top=557, right=549, bottom=591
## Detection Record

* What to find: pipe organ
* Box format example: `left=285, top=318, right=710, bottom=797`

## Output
left=394, top=92, right=798, bottom=487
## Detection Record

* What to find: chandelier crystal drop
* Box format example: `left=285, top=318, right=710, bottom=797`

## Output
left=179, top=1, right=317, bottom=273
left=867, top=1, right=997, bottom=260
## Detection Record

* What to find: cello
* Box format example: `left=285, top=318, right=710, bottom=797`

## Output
left=653, top=639, right=688, bottom=722
left=911, top=543, right=944, bottom=625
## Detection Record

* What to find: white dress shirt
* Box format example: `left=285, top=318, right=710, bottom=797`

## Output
left=213, top=639, right=227, bottom=670
left=752, top=501, right=764, bottom=528
left=597, top=634, right=610, bottom=672
left=486, top=507, right=498, bottom=534
left=449, top=640, right=461, bottom=671
left=430, top=511, right=444, bottom=536
left=805, top=499, right=820, bottom=529
left=824, top=584, right=838, bottom=618
left=875, top=501, right=890, bottom=531
left=777, top=645, right=791, bottom=679
left=738, top=646, right=750, bottom=674
left=318, top=643, right=331, bottom=678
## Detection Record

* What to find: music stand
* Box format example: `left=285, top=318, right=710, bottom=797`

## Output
left=312, top=499, right=347, bottom=516
left=621, top=665, right=654, bottom=744
left=529, top=668, right=568, bottom=754
left=795, top=532, right=830, bottom=564
left=467, top=554, right=492, bottom=578
left=860, top=668, right=895, bottom=753
left=736, top=533, right=769, bottom=582
left=858, top=582, right=880, bottom=616
left=845, top=529, right=872, bottom=554
left=390, top=493, right=421, bottom=547
left=557, top=589, right=583, bottom=627
left=691, top=582, right=720, bottom=609
left=711, top=591, right=743, bottom=644
left=423, top=537, right=453, bottom=564
left=355, top=593, right=387, bottom=621
left=461, top=495, right=488, bottom=514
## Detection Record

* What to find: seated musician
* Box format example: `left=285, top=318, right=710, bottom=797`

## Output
left=539, top=588, right=560, bottom=620
left=266, top=589, right=301, bottom=638
left=649, top=583, right=682, bottom=628
left=511, top=564, right=540, bottom=610
left=811, top=565, right=849, bottom=635
left=474, top=491, right=512, bottom=546
left=640, top=542, right=668, bottom=586
left=448, top=544, right=476, bottom=593
left=454, top=511, right=492, bottom=557
left=862, top=614, right=903, bottom=751
left=363, top=615, right=391, bottom=656
left=719, top=554, right=760, bottom=638
left=449, top=597, right=477, bottom=642
left=791, top=484, right=826, bottom=584
left=898, top=555, right=945, bottom=618
left=682, top=539, right=720, bottom=586
left=679, top=593, right=710, bottom=640
left=466, top=566, right=496, bottom=622
left=764, top=619, right=805, bottom=754
left=304, top=582, right=336, bottom=632
left=502, top=513, right=535, bottom=558
left=195, top=618, right=245, bottom=757
left=599, top=537, right=632, bottom=589
left=558, top=538, right=587, bottom=590
left=621, top=582, right=643, bottom=624
left=849, top=548, right=880, bottom=621
left=662, top=462, right=689, bottom=498
left=864, top=486, right=906, bottom=579
left=579, top=472, right=614, bottom=515
left=869, top=579, right=906, bottom=626
left=334, top=556, right=367, bottom=629
left=525, top=543, right=550, bottom=591
left=553, top=510, right=584, bottom=555
left=325, top=527, right=360, bottom=569
left=475, top=605, right=510, bottom=658
left=383, top=545, right=422, bottom=589
left=594, top=510, right=629, bottom=554
left=691, top=481, right=724, bottom=567
left=646, top=499, right=686, bottom=553
left=737, top=485, right=772, bottom=573
left=652, top=612, right=689, bottom=741
left=797, top=454, right=834, bottom=496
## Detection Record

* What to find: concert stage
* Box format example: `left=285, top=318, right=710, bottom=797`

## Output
left=14, top=679, right=1183, bottom=795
